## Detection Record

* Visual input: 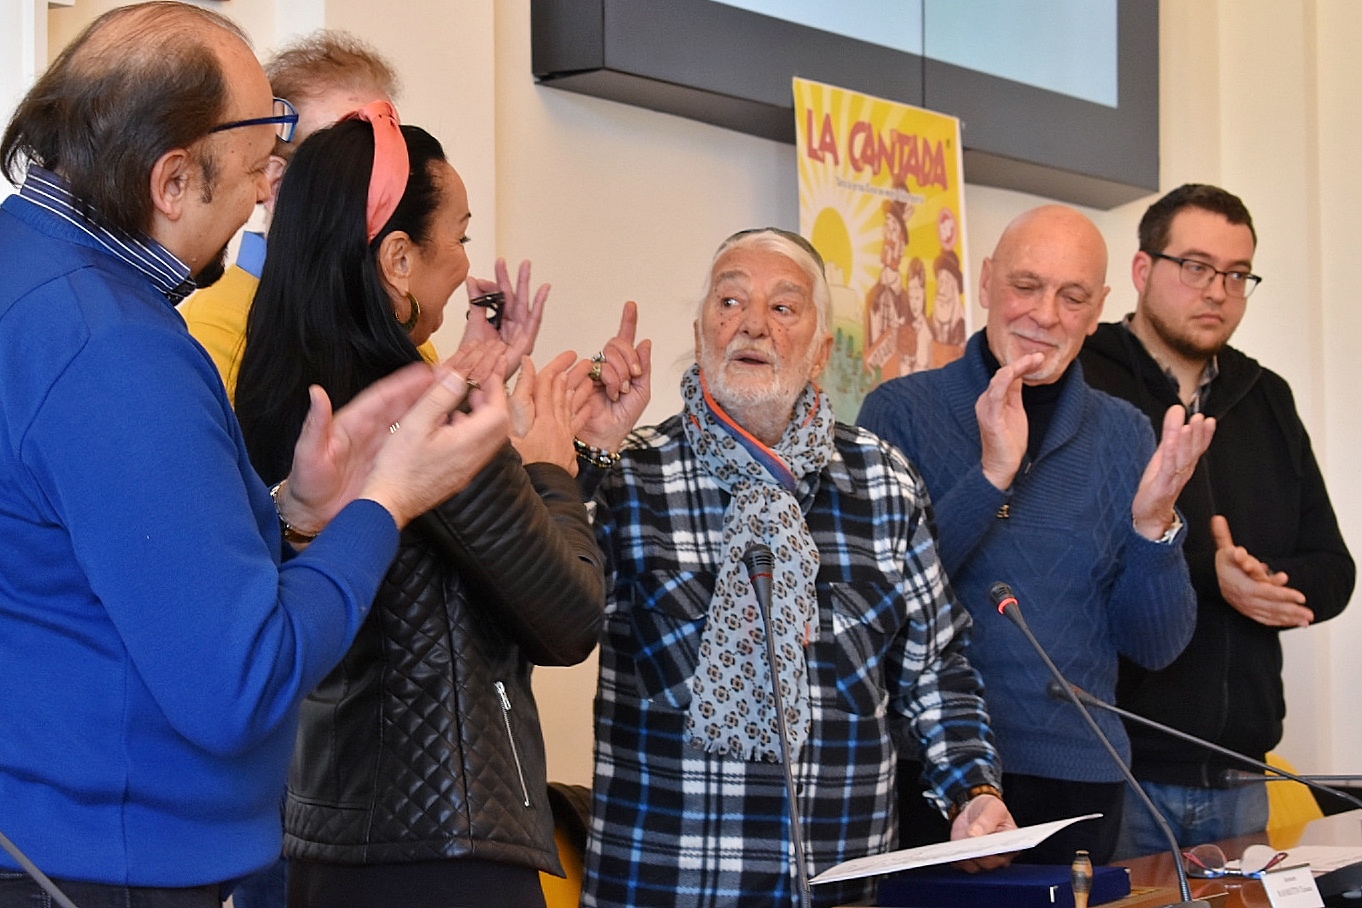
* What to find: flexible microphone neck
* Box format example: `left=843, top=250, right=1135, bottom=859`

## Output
left=990, top=582, right=1203, bottom=907
left=0, top=829, right=80, bottom=908
left=743, top=543, right=811, bottom=908
left=1047, top=680, right=1362, bottom=813
left=1221, top=769, right=1362, bottom=788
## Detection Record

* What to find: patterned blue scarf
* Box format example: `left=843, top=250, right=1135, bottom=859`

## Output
left=680, top=365, right=835, bottom=761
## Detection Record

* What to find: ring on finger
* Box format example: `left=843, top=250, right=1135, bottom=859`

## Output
left=389, top=422, right=400, bottom=434
left=589, top=351, right=606, bottom=384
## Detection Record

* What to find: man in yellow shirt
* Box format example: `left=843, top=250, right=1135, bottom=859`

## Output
left=179, top=30, right=440, bottom=399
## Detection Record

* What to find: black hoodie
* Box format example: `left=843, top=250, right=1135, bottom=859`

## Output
left=1079, top=321, right=1354, bottom=785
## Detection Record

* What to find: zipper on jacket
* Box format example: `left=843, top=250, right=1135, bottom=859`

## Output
left=495, top=681, right=531, bottom=807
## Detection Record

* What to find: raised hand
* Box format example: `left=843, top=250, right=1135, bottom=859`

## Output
left=569, top=300, right=652, bottom=454
left=461, top=257, right=549, bottom=376
left=280, top=362, right=436, bottom=537
left=280, top=360, right=510, bottom=536
left=975, top=351, right=1043, bottom=490
left=509, top=350, right=579, bottom=474
left=359, top=359, right=511, bottom=528
left=1211, top=515, right=1312, bottom=627
left=1131, top=405, right=1215, bottom=540
left=444, top=335, right=509, bottom=391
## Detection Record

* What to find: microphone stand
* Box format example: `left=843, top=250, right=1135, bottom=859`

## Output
left=992, top=582, right=1206, bottom=908
left=0, top=829, right=80, bottom=908
left=1222, top=770, right=1362, bottom=788
left=1048, top=681, right=1362, bottom=813
left=744, top=543, right=813, bottom=908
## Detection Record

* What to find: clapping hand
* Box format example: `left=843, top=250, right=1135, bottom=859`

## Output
left=1131, top=405, right=1215, bottom=540
left=569, top=300, right=652, bottom=454
left=462, top=257, right=549, bottom=376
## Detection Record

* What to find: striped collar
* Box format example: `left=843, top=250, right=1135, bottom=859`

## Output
left=19, top=166, right=196, bottom=303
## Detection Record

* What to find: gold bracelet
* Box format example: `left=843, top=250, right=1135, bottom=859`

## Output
left=573, top=438, right=620, bottom=469
left=947, top=783, right=1004, bottom=822
left=269, top=480, right=319, bottom=545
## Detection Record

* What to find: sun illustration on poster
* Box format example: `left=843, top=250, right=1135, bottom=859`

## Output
left=803, top=189, right=883, bottom=422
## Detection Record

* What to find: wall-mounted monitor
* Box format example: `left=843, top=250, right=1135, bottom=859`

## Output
left=531, top=0, right=1157, bottom=209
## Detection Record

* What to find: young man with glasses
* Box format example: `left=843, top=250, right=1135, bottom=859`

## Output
left=1081, top=183, right=1355, bottom=857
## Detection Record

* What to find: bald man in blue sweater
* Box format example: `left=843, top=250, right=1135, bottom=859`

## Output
left=860, top=206, right=1213, bottom=864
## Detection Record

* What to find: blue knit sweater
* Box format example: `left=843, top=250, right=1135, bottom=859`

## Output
left=858, top=332, right=1196, bottom=782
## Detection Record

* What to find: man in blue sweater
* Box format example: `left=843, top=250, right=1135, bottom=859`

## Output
left=0, top=5, right=509, bottom=906
left=859, top=205, right=1213, bottom=864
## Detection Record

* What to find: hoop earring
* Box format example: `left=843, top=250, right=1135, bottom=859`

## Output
left=399, top=292, right=421, bottom=333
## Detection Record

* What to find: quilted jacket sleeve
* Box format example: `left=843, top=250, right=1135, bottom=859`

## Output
left=412, top=445, right=605, bottom=665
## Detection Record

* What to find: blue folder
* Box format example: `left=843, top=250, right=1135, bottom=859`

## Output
left=877, top=863, right=1132, bottom=908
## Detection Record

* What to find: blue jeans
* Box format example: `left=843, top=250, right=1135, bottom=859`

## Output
left=1113, top=780, right=1269, bottom=859
left=228, top=860, right=286, bottom=908
left=0, top=873, right=223, bottom=908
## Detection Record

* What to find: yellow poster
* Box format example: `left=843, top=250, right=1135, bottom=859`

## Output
left=795, top=76, right=969, bottom=421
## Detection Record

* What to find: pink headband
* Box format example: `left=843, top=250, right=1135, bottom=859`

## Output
left=342, top=100, right=408, bottom=242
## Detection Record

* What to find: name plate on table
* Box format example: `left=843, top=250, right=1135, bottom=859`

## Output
left=1262, top=865, right=1322, bottom=908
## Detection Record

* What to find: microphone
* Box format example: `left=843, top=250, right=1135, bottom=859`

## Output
left=990, top=582, right=1207, bottom=908
left=1045, top=679, right=1362, bottom=812
left=1221, top=769, right=1362, bottom=788
left=743, top=543, right=811, bottom=908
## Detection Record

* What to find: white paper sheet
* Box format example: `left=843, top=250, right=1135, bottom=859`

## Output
left=1277, top=846, right=1362, bottom=875
left=811, top=813, right=1103, bottom=885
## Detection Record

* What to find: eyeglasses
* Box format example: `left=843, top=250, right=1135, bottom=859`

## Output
left=1183, top=843, right=1289, bottom=879
left=209, top=97, right=299, bottom=143
left=1148, top=251, right=1262, bottom=299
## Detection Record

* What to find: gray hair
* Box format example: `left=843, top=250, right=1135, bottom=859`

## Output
left=695, top=227, right=831, bottom=337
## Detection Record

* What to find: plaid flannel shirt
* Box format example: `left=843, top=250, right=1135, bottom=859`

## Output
left=583, top=414, right=1001, bottom=908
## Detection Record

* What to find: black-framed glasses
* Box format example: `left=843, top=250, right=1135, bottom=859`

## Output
left=1183, top=843, right=1289, bottom=879
left=209, top=97, right=299, bottom=143
left=1148, top=251, right=1262, bottom=299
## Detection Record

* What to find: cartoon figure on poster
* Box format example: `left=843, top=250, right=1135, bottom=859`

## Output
left=930, top=206, right=967, bottom=366
left=795, top=76, right=970, bottom=420
left=863, top=194, right=912, bottom=380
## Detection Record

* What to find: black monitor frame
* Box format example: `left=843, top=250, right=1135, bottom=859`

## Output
left=531, top=0, right=1158, bottom=209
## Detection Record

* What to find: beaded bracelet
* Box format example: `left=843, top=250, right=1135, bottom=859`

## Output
left=947, top=783, right=1004, bottom=822
left=573, top=438, right=621, bottom=469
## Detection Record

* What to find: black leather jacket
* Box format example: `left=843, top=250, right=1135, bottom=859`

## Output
left=283, top=447, right=605, bottom=873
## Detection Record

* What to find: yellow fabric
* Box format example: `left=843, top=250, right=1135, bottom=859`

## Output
left=1265, top=752, right=1323, bottom=849
left=179, top=264, right=257, bottom=403
left=540, top=825, right=584, bottom=908
left=179, top=265, right=440, bottom=405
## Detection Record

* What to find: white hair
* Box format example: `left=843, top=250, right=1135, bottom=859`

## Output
left=694, top=228, right=830, bottom=338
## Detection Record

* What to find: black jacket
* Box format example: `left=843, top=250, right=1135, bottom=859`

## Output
left=1080, top=323, right=1354, bottom=785
left=283, top=448, right=605, bottom=872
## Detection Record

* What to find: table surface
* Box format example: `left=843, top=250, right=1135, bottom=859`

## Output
left=1114, top=810, right=1362, bottom=908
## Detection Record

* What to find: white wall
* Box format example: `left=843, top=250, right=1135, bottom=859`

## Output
left=0, top=1, right=48, bottom=201
left=4, top=0, right=1358, bottom=787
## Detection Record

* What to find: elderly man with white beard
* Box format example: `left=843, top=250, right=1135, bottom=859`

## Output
left=578, top=228, right=1016, bottom=908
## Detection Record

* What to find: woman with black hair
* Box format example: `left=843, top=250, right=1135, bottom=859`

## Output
left=235, top=101, right=604, bottom=908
